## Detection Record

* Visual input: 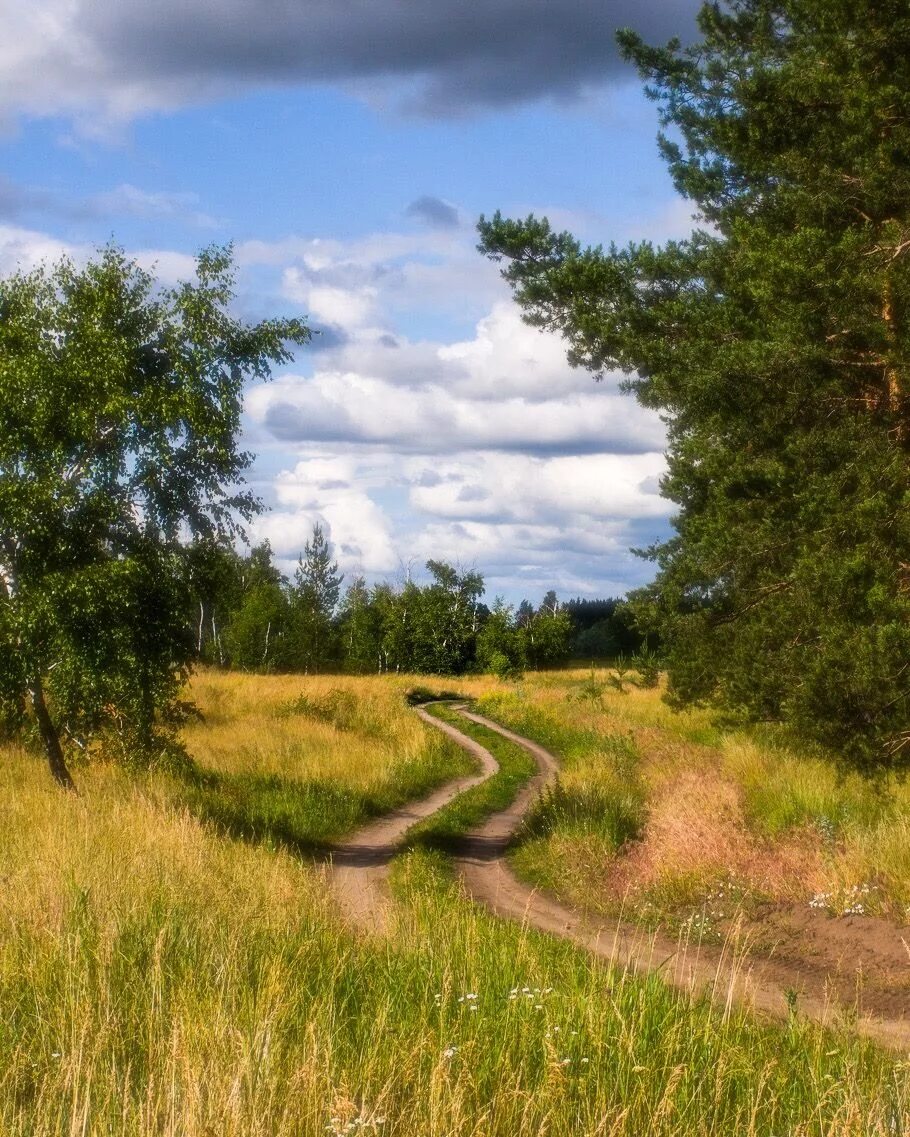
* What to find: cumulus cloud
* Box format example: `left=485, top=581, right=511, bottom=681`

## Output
left=0, top=0, right=700, bottom=125
left=0, top=223, right=80, bottom=274
left=251, top=453, right=400, bottom=575
left=232, top=223, right=673, bottom=595
left=0, top=215, right=674, bottom=597
left=251, top=371, right=663, bottom=456
left=408, top=452, right=669, bottom=523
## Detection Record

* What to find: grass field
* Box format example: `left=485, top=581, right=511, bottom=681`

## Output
left=455, top=672, right=910, bottom=927
left=2, top=668, right=910, bottom=1135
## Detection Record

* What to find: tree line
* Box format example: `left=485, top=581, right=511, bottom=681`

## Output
left=185, top=524, right=644, bottom=677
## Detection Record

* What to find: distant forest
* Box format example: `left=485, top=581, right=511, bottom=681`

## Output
left=188, top=524, right=648, bottom=677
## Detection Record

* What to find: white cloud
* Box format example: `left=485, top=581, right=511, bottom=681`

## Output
left=0, top=223, right=81, bottom=274
left=438, top=302, right=590, bottom=399
left=251, top=454, right=399, bottom=576
left=0, top=215, right=673, bottom=598
left=248, top=369, right=664, bottom=456
left=234, top=228, right=671, bottom=597
left=408, top=451, right=668, bottom=522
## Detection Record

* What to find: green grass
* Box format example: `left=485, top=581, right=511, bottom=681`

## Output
left=390, top=843, right=908, bottom=1137
left=170, top=686, right=475, bottom=854
left=5, top=672, right=910, bottom=1135
left=173, top=734, right=473, bottom=854
left=5, top=840, right=907, bottom=1136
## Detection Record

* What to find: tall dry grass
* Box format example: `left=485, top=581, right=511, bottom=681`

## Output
left=475, top=669, right=910, bottom=921
left=1, top=670, right=908, bottom=1135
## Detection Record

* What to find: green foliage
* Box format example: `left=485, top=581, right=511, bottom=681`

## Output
left=478, top=1, right=910, bottom=772
left=0, top=245, right=308, bottom=783
left=570, top=667, right=609, bottom=707
left=631, top=647, right=662, bottom=689
left=403, top=702, right=537, bottom=852
left=476, top=599, right=526, bottom=679
left=286, top=522, right=343, bottom=674
left=521, top=776, right=645, bottom=851
left=608, top=656, right=632, bottom=695
left=403, top=686, right=468, bottom=706
left=518, top=592, right=574, bottom=670
left=565, top=597, right=649, bottom=660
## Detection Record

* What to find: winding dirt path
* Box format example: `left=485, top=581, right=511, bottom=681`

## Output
left=329, top=704, right=910, bottom=1051
left=328, top=706, right=496, bottom=933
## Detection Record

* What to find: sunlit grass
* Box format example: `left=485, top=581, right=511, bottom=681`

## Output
left=2, top=719, right=908, bottom=1136
left=3, top=669, right=910, bottom=1134
left=473, top=669, right=910, bottom=921
left=174, top=670, right=474, bottom=849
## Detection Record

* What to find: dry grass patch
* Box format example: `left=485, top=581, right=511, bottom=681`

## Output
left=184, top=670, right=446, bottom=788
left=477, top=670, right=910, bottom=926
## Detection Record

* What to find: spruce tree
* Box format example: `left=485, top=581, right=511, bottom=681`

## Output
left=288, top=524, right=343, bottom=674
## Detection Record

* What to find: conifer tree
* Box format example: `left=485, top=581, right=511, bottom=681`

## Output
left=479, top=0, right=910, bottom=771
left=288, top=523, right=343, bottom=674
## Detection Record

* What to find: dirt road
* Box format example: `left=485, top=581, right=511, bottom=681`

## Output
left=328, top=703, right=910, bottom=1051
left=327, top=706, right=496, bottom=933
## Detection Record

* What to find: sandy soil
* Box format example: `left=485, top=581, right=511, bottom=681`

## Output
left=327, top=704, right=910, bottom=1051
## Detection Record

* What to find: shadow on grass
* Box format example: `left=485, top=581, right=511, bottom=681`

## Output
left=169, top=757, right=384, bottom=860
left=165, top=704, right=477, bottom=864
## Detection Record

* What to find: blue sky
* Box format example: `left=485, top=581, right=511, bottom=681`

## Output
left=0, top=0, right=702, bottom=604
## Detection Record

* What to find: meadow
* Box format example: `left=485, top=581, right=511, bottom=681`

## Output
left=2, top=668, right=910, bottom=1135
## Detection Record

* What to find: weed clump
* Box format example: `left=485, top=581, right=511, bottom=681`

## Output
left=276, top=688, right=360, bottom=729
left=404, top=686, right=468, bottom=706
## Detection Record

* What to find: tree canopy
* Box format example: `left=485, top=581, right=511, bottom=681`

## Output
left=0, top=245, right=309, bottom=786
left=478, top=0, right=910, bottom=772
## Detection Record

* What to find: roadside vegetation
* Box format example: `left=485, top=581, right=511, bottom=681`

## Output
left=3, top=668, right=910, bottom=1136
left=400, top=702, right=537, bottom=853
left=459, top=671, right=910, bottom=934
left=175, top=672, right=474, bottom=850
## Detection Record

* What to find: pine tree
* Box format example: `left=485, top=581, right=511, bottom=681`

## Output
left=479, top=0, right=910, bottom=771
left=287, top=524, right=343, bottom=674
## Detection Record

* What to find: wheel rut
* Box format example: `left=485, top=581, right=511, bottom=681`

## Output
left=327, top=703, right=910, bottom=1051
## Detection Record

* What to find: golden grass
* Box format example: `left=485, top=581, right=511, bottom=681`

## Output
left=1, top=669, right=909, bottom=1135
left=185, top=670, right=446, bottom=787
left=476, top=669, right=910, bottom=922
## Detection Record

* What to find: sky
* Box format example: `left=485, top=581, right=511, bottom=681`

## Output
left=0, top=0, right=703, bottom=604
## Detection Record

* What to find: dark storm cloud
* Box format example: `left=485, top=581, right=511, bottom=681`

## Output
left=407, top=196, right=460, bottom=229
left=77, top=0, right=700, bottom=115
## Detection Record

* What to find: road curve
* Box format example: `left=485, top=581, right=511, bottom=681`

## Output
left=329, top=702, right=910, bottom=1051
left=327, top=705, right=497, bottom=933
